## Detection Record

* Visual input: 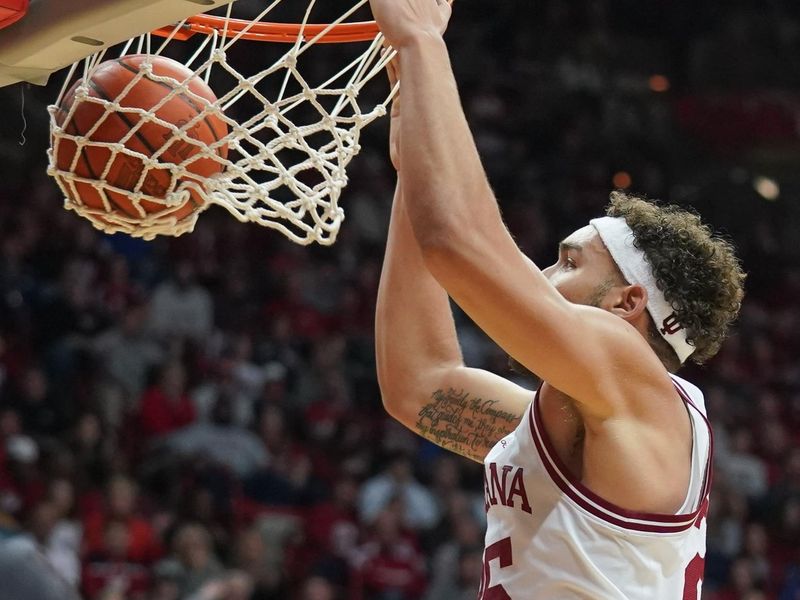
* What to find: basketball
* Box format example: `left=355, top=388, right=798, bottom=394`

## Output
left=53, top=54, right=228, bottom=228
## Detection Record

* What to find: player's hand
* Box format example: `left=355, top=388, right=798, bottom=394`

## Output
left=369, top=0, right=451, bottom=49
left=385, top=50, right=401, bottom=171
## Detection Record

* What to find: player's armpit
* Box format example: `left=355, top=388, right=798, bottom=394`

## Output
left=387, top=366, right=531, bottom=463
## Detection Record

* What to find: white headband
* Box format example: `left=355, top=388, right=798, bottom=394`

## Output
left=590, top=216, right=694, bottom=363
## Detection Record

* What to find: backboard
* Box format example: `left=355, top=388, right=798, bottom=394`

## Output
left=0, top=0, right=234, bottom=87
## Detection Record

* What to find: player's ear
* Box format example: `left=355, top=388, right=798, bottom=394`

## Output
left=610, top=283, right=648, bottom=322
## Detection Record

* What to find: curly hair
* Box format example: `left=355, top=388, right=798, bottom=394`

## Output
left=606, top=191, right=745, bottom=370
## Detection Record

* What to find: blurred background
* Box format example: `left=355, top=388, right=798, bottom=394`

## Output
left=0, top=0, right=799, bottom=598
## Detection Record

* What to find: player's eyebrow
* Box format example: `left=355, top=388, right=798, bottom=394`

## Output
left=559, top=241, right=583, bottom=253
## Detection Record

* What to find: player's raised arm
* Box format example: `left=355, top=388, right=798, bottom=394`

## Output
left=377, top=181, right=532, bottom=463
left=369, top=0, right=661, bottom=410
left=375, top=59, right=529, bottom=463
left=376, top=183, right=531, bottom=464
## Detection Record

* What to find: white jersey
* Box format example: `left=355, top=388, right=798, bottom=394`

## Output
left=480, top=374, right=712, bottom=600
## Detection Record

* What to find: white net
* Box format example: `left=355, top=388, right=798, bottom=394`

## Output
left=47, top=0, right=396, bottom=245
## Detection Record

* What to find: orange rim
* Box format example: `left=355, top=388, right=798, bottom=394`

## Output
left=152, top=15, right=381, bottom=44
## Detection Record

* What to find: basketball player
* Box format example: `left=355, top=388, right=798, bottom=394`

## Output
left=370, top=0, right=745, bottom=597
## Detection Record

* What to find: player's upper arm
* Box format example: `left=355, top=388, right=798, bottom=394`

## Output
left=420, top=219, right=655, bottom=414
left=384, top=364, right=532, bottom=463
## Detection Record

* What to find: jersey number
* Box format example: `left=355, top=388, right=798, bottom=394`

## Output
left=682, top=554, right=705, bottom=600
left=482, top=506, right=707, bottom=599
left=479, top=537, right=512, bottom=600
left=682, top=498, right=709, bottom=599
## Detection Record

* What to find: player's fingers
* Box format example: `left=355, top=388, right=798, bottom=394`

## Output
left=386, top=57, right=399, bottom=88
left=381, top=45, right=400, bottom=88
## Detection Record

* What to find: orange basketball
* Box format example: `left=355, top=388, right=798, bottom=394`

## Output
left=54, top=54, right=228, bottom=227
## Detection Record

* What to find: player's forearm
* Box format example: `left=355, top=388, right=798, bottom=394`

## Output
left=397, top=34, right=502, bottom=250
left=375, top=182, right=462, bottom=404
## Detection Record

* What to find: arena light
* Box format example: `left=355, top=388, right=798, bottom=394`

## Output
left=753, top=176, right=780, bottom=201
left=648, top=74, right=670, bottom=93
left=613, top=171, right=632, bottom=189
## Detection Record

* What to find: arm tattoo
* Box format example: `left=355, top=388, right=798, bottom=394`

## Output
left=415, top=388, right=520, bottom=460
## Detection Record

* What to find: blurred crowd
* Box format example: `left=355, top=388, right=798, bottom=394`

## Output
left=0, top=0, right=799, bottom=599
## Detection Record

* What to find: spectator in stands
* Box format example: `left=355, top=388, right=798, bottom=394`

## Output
left=711, top=555, right=770, bottom=600
left=299, top=575, right=339, bottom=600
left=148, top=261, right=213, bottom=342
left=185, top=570, right=254, bottom=600
left=93, top=301, right=164, bottom=410
left=138, top=362, right=196, bottom=441
left=767, top=449, right=800, bottom=524
left=9, top=365, right=62, bottom=437
left=148, top=568, right=181, bottom=600
left=191, top=333, right=267, bottom=428
left=773, top=499, right=800, bottom=578
left=82, top=519, right=151, bottom=600
left=154, top=523, right=224, bottom=599
left=44, top=477, right=82, bottom=585
left=82, top=475, right=162, bottom=565
left=359, top=453, right=439, bottom=530
left=24, top=499, right=81, bottom=586
left=424, top=543, right=483, bottom=600
left=741, top=523, right=772, bottom=592
left=98, top=254, right=141, bottom=319
left=232, top=526, right=286, bottom=599
left=244, top=403, right=317, bottom=506
left=305, top=475, right=360, bottom=557
left=70, top=412, right=115, bottom=490
left=717, top=428, right=769, bottom=500
left=303, top=475, right=361, bottom=591
left=352, top=504, right=427, bottom=600
left=1, top=434, right=42, bottom=524
left=160, top=394, right=268, bottom=478
left=426, top=505, right=483, bottom=592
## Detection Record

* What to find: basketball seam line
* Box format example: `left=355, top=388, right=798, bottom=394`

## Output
left=87, top=74, right=201, bottom=220
left=86, top=78, right=160, bottom=156
left=62, top=113, right=100, bottom=180
left=58, top=103, right=137, bottom=219
left=114, top=57, right=224, bottom=145
left=113, top=58, right=217, bottom=216
left=82, top=78, right=164, bottom=218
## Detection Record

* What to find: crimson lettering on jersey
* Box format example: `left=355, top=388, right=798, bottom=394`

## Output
left=484, top=462, right=532, bottom=514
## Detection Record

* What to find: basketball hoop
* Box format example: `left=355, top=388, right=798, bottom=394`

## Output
left=47, top=0, right=398, bottom=245
left=152, top=15, right=381, bottom=44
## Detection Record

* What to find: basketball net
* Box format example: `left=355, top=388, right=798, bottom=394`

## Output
left=47, top=0, right=396, bottom=245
